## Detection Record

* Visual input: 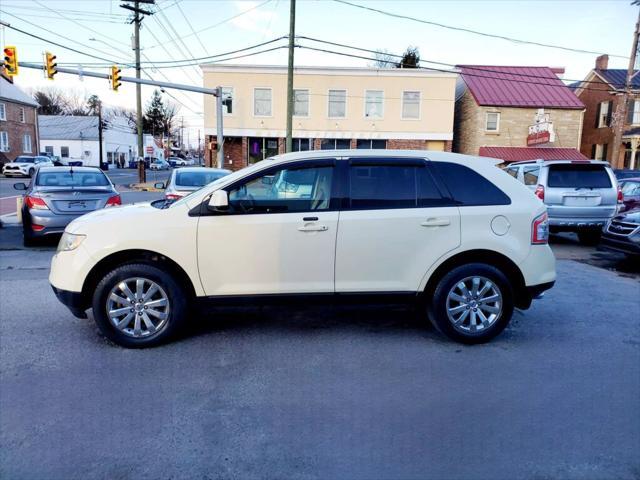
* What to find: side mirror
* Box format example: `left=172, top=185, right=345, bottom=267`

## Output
left=13, top=182, right=27, bottom=191
left=208, top=190, right=229, bottom=211
left=154, top=182, right=165, bottom=189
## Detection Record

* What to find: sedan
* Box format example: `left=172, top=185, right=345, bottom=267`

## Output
left=619, top=177, right=640, bottom=212
left=600, top=208, right=640, bottom=258
left=15, top=166, right=121, bottom=246
left=156, top=166, right=231, bottom=201
left=150, top=159, right=171, bottom=171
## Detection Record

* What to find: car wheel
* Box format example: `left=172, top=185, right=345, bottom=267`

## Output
left=577, top=230, right=601, bottom=245
left=28, top=168, right=35, bottom=178
left=427, top=263, right=514, bottom=344
left=22, top=226, right=37, bottom=247
left=92, top=263, right=189, bottom=348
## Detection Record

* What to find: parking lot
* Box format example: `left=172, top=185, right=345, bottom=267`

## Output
left=1, top=172, right=639, bottom=479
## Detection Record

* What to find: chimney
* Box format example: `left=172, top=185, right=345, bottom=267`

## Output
left=595, top=54, right=609, bottom=71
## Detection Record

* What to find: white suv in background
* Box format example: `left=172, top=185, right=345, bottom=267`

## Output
left=50, top=150, right=556, bottom=348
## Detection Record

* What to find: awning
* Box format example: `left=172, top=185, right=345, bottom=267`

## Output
left=478, top=146, right=588, bottom=163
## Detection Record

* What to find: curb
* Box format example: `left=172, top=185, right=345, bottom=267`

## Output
left=127, top=183, right=163, bottom=192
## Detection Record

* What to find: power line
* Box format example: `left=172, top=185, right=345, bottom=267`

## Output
left=176, top=1, right=209, bottom=56
left=333, top=0, right=628, bottom=60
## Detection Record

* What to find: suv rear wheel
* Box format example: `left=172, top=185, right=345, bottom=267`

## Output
left=92, top=263, right=188, bottom=348
left=427, top=263, right=514, bottom=344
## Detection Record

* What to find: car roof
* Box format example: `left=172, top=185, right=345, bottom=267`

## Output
left=508, top=159, right=610, bottom=166
left=173, top=167, right=230, bottom=173
left=621, top=177, right=640, bottom=182
left=37, top=166, right=105, bottom=173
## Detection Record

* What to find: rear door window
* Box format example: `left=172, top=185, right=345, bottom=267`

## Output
left=523, top=166, right=540, bottom=186
left=432, top=162, right=511, bottom=206
left=349, top=165, right=416, bottom=209
left=547, top=164, right=612, bottom=188
left=505, top=166, right=519, bottom=179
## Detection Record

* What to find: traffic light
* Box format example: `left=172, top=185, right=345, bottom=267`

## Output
left=45, top=52, right=57, bottom=80
left=110, top=65, right=122, bottom=91
left=3, top=46, right=18, bottom=77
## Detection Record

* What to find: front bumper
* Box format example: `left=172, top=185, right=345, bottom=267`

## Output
left=51, top=285, right=88, bottom=318
left=599, top=233, right=640, bottom=255
left=3, top=169, right=29, bottom=177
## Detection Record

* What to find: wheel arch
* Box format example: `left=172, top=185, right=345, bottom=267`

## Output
left=81, top=249, right=197, bottom=308
left=422, top=249, right=531, bottom=309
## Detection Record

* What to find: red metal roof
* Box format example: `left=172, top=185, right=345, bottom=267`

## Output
left=459, top=65, right=584, bottom=109
left=478, top=146, right=588, bottom=162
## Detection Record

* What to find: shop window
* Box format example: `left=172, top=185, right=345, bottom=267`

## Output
left=356, top=139, right=386, bottom=149
left=328, top=90, right=346, bottom=118
left=248, top=137, right=279, bottom=164
left=401, top=91, right=420, bottom=119
left=486, top=112, right=500, bottom=132
left=292, top=138, right=313, bottom=152
left=293, top=89, right=309, bottom=117
left=320, top=138, right=351, bottom=150
left=364, top=90, right=383, bottom=119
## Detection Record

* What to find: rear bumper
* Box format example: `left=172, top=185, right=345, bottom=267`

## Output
left=27, top=209, right=85, bottom=234
left=51, top=285, right=88, bottom=318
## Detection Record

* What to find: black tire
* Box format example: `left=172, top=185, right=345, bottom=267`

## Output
left=427, top=263, right=514, bottom=344
left=22, top=210, right=37, bottom=247
left=577, top=230, right=601, bottom=245
left=92, top=263, right=189, bottom=348
left=28, top=168, right=35, bottom=178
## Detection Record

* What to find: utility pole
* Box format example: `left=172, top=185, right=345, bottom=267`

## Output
left=98, top=99, right=104, bottom=169
left=216, top=86, right=224, bottom=169
left=121, top=0, right=155, bottom=182
left=285, top=0, right=296, bottom=152
left=610, top=8, right=640, bottom=168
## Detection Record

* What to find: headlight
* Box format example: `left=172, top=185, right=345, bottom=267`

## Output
left=57, top=232, right=86, bottom=252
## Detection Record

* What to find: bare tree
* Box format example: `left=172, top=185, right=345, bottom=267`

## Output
left=369, top=49, right=396, bottom=69
left=32, top=88, right=67, bottom=115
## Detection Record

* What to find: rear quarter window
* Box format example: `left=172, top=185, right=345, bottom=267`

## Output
left=546, top=164, right=612, bottom=188
left=432, top=162, right=511, bottom=206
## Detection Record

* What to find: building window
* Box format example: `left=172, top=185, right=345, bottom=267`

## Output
left=627, top=99, right=640, bottom=125
left=597, top=101, right=611, bottom=128
left=248, top=137, right=279, bottom=164
left=364, top=90, right=383, bottom=119
left=222, top=87, right=233, bottom=115
left=253, top=88, right=272, bottom=117
left=328, top=90, right=346, bottom=118
left=320, top=138, right=351, bottom=150
left=592, top=143, right=608, bottom=161
left=22, top=134, right=32, bottom=153
left=293, top=89, right=309, bottom=117
left=61, top=146, right=70, bottom=158
left=356, top=139, right=387, bottom=149
left=0, top=131, right=8, bottom=151
left=292, top=138, right=313, bottom=152
left=19, top=107, right=25, bottom=123
left=401, top=91, right=420, bottom=119
left=0, top=103, right=6, bottom=121
left=486, top=112, right=500, bottom=131
left=45, top=146, right=54, bottom=156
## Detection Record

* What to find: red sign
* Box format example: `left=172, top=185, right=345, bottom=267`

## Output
left=145, top=146, right=154, bottom=155
left=527, top=130, right=550, bottom=146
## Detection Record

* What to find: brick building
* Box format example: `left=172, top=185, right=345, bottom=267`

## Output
left=573, top=55, right=640, bottom=170
left=201, top=65, right=456, bottom=170
left=0, top=71, right=39, bottom=165
left=454, top=65, right=587, bottom=163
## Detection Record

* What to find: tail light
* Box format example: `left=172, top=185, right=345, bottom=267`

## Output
left=105, top=194, right=121, bottom=207
left=531, top=212, right=549, bottom=245
left=24, top=195, right=48, bottom=210
left=31, top=224, right=45, bottom=232
left=617, top=185, right=624, bottom=203
left=166, top=193, right=182, bottom=201
left=534, top=185, right=545, bottom=201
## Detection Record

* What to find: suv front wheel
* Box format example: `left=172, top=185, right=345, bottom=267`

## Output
left=427, top=263, right=514, bottom=344
left=92, top=263, right=188, bottom=348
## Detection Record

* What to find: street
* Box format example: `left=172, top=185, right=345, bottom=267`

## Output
left=0, top=226, right=638, bottom=479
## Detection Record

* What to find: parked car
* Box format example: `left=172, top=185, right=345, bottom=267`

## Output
left=600, top=208, right=640, bottom=257
left=50, top=150, right=556, bottom=348
left=168, top=157, right=192, bottom=167
left=150, top=159, right=171, bottom=171
left=3, top=155, right=54, bottom=177
left=618, top=177, right=640, bottom=212
left=504, top=160, right=621, bottom=244
left=614, top=169, right=640, bottom=180
left=15, top=166, right=121, bottom=246
left=157, top=167, right=231, bottom=200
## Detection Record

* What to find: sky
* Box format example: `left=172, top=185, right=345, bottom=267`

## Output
left=0, top=0, right=637, bottom=147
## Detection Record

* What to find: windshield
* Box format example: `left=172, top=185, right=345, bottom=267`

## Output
left=621, top=180, right=640, bottom=196
left=175, top=170, right=229, bottom=187
left=36, top=171, right=110, bottom=187
left=547, top=164, right=612, bottom=189
left=15, top=156, right=35, bottom=163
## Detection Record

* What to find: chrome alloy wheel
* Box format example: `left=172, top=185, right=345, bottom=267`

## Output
left=445, top=276, right=503, bottom=333
left=106, top=277, right=170, bottom=338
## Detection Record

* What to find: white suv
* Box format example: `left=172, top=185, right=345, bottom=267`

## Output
left=50, top=150, right=556, bottom=347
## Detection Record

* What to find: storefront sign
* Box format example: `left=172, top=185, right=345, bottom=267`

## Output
left=527, top=108, right=555, bottom=146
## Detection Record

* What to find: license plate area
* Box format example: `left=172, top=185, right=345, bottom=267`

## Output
left=563, top=195, right=601, bottom=207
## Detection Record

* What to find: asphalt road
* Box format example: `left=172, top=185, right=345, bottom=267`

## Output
left=0, top=240, right=638, bottom=479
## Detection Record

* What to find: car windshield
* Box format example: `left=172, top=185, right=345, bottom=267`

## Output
left=175, top=171, right=228, bottom=187
left=36, top=171, right=110, bottom=187
left=621, top=180, right=640, bottom=196
left=547, top=164, right=612, bottom=189
left=15, top=156, right=35, bottom=163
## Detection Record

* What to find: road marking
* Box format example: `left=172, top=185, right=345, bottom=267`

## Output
left=0, top=195, right=20, bottom=200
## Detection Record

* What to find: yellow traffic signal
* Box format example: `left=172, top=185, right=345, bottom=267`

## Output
left=45, top=52, right=57, bottom=80
left=110, top=65, right=122, bottom=91
left=3, top=46, right=18, bottom=77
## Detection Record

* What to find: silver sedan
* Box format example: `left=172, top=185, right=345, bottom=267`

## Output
left=14, top=166, right=121, bottom=246
left=156, top=166, right=231, bottom=201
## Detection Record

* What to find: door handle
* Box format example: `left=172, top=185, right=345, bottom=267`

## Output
left=298, top=225, right=328, bottom=232
left=421, top=218, right=451, bottom=227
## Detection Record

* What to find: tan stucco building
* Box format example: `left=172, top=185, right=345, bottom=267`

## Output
left=201, top=65, right=457, bottom=170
